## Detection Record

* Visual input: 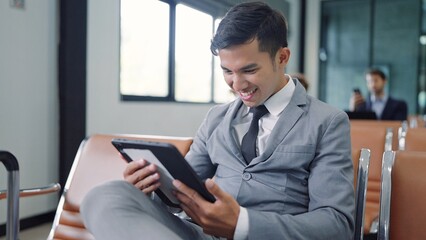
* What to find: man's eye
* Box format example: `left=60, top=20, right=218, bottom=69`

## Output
left=244, top=69, right=257, bottom=74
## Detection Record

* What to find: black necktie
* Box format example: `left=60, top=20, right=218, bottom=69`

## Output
left=241, top=105, right=269, bottom=164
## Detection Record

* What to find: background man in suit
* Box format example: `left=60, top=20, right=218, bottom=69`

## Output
left=349, top=68, right=408, bottom=120
left=81, top=2, right=354, bottom=239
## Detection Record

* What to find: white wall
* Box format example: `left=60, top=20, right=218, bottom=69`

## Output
left=0, top=0, right=59, bottom=225
left=87, top=0, right=219, bottom=137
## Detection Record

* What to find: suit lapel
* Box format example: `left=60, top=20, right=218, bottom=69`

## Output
left=366, top=99, right=372, bottom=111
left=222, top=100, right=247, bottom=163
left=250, top=81, right=307, bottom=165
left=380, top=97, right=393, bottom=120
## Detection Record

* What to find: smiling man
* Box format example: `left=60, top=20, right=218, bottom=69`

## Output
left=218, top=38, right=289, bottom=108
left=81, top=2, right=355, bottom=239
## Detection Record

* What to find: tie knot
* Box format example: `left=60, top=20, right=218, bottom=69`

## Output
left=250, top=105, right=269, bottom=120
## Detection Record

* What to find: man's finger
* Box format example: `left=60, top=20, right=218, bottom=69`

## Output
left=179, top=204, right=199, bottom=224
left=204, top=178, right=224, bottom=199
left=123, top=159, right=146, bottom=176
left=173, top=180, right=203, bottom=202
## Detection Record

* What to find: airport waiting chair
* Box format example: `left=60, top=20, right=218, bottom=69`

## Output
left=1, top=151, right=61, bottom=240
left=47, top=134, right=193, bottom=240
left=47, top=135, right=374, bottom=240
left=353, top=148, right=371, bottom=240
left=378, top=151, right=426, bottom=240
left=350, top=121, right=395, bottom=234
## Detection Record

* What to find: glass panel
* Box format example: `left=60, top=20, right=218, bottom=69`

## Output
left=319, top=0, right=370, bottom=110
left=175, top=4, right=213, bottom=102
left=213, top=19, right=237, bottom=103
left=120, top=0, right=169, bottom=97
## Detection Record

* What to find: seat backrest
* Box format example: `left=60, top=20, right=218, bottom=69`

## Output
left=378, top=151, right=426, bottom=240
left=350, top=120, right=399, bottom=233
left=48, top=134, right=193, bottom=240
left=404, top=128, right=426, bottom=151
left=350, top=120, right=402, bottom=151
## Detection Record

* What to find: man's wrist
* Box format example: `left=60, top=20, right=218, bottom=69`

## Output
left=233, top=206, right=249, bottom=240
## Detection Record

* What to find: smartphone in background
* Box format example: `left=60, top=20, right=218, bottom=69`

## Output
left=353, top=88, right=361, bottom=94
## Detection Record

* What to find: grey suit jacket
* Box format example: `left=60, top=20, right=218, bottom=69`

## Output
left=186, top=79, right=355, bottom=239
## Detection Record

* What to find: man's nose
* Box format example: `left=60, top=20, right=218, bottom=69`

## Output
left=232, top=74, right=247, bottom=89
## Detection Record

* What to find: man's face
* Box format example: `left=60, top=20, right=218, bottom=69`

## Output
left=218, top=39, right=290, bottom=108
left=366, top=73, right=386, bottom=96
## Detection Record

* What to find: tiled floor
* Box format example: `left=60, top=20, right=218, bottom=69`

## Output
left=0, top=222, right=51, bottom=240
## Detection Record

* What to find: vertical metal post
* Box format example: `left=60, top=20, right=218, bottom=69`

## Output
left=377, top=151, right=396, bottom=240
left=1, top=151, right=20, bottom=240
left=354, top=148, right=371, bottom=240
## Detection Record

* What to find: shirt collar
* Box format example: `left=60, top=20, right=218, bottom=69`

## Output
left=243, top=74, right=295, bottom=117
left=371, top=94, right=388, bottom=103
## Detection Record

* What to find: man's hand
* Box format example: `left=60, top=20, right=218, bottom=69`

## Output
left=173, top=178, right=240, bottom=239
left=123, top=159, right=161, bottom=194
left=349, top=92, right=365, bottom=111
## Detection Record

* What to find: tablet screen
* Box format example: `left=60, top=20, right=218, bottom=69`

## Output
left=122, top=148, right=179, bottom=206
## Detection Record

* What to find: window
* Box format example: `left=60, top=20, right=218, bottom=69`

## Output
left=120, top=0, right=169, bottom=97
left=175, top=4, right=212, bottom=102
left=120, top=0, right=236, bottom=103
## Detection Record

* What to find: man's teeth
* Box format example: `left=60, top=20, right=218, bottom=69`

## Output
left=240, top=89, right=256, bottom=96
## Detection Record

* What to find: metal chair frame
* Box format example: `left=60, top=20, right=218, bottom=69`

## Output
left=1, top=151, right=60, bottom=240
left=354, top=148, right=371, bottom=240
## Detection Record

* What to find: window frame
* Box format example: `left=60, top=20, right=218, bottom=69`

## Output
left=119, top=0, right=232, bottom=104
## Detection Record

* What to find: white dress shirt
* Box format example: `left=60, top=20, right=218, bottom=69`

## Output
left=370, top=94, right=388, bottom=119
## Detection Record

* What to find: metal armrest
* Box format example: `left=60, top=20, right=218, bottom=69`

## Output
left=377, top=151, right=396, bottom=240
left=354, top=148, right=371, bottom=240
left=1, top=150, right=20, bottom=240
left=398, top=121, right=408, bottom=150
left=0, top=183, right=61, bottom=200
left=1, top=150, right=61, bottom=240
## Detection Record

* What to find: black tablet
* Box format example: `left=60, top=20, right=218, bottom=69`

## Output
left=111, top=138, right=215, bottom=208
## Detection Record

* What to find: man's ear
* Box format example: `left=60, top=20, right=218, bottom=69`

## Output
left=277, top=47, right=290, bottom=66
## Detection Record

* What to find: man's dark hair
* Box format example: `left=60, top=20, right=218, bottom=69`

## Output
left=210, top=1, right=288, bottom=60
left=366, top=68, right=387, bottom=80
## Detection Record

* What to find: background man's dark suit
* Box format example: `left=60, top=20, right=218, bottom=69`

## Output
left=355, top=96, right=408, bottom=120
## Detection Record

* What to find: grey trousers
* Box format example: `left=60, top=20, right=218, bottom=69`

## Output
left=81, top=180, right=220, bottom=240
